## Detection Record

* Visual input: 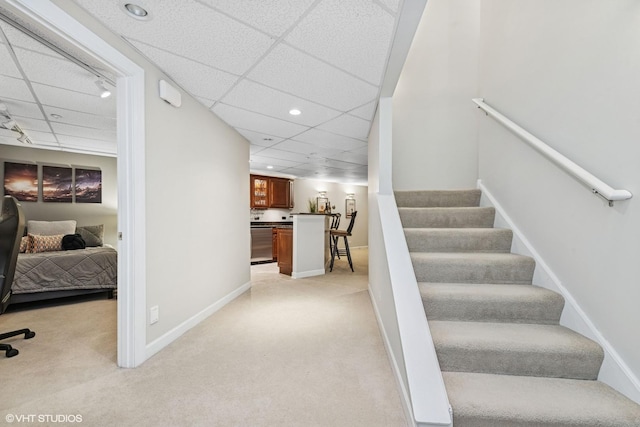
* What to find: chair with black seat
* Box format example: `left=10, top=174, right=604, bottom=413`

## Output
left=0, top=196, right=35, bottom=358
left=329, top=211, right=357, bottom=272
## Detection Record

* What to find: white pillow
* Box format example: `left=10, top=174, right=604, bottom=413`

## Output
left=27, top=220, right=77, bottom=236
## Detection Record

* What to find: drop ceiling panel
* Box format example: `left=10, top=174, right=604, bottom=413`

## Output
left=349, top=100, right=378, bottom=121
left=221, top=79, right=342, bottom=127
left=316, top=114, right=370, bottom=140
left=321, top=159, right=363, bottom=170
left=249, top=144, right=266, bottom=155
left=285, top=0, right=395, bottom=85
left=248, top=44, right=378, bottom=111
left=0, top=75, right=35, bottom=102
left=255, top=148, right=310, bottom=163
left=31, top=83, right=116, bottom=118
left=195, top=97, right=215, bottom=110
left=196, top=0, right=316, bottom=37
left=15, top=117, right=50, bottom=133
left=3, top=100, right=45, bottom=121
left=13, top=48, right=101, bottom=95
left=56, top=135, right=116, bottom=152
left=128, top=40, right=238, bottom=101
left=378, top=0, right=401, bottom=13
left=22, top=129, right=57, bottom=143
left=75, top=0, right=275, bottom=75
left=52, top=123, right=116, bottom=142
left=250, top=155, right=301, bottom=168
left=0, top=22, right=65, bottom=59
left=43, top=106, right=116, bottom=130
left=292, top=128, right=368, bottom=151
left=0, top=45, right=22, bottom=78
left=236, top=128, right=284, bottom=147
left=213, top=103, right=307, bottom=138
left=327, top=151, right=368, bottom=165
left=269, top=140, right=342, bottom=158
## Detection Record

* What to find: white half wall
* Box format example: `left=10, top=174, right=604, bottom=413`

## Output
left=477, top=0, right=640, bottom=389
left=391, top=0, right=480, bottom=190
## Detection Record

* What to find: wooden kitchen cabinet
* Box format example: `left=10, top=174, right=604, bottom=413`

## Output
left=277, top=228, right=293, bottom=276
left=250, top=175, right=269, bottom=208
left=250, top=174, right=294, bottom=209
left=272, top=228, right=278, bottom=261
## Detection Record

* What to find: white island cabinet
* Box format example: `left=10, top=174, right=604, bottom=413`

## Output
left=289, top=213, right=330, bottom=278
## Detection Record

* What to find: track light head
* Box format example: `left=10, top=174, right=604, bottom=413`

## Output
left=2, top=119, right=16, bottom=130
left=17, top=133, right=30, bottom=144
left=95, top=80, right=111, bottom=98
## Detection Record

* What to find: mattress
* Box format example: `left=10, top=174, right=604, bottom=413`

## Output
left=13, top=246, right=117, bottom=294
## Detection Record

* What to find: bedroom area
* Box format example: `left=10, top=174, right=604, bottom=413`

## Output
left=0, top=15, right=118, bottom=359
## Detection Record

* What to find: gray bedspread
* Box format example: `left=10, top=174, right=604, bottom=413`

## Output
left=13, top=247, right=117, bottom=294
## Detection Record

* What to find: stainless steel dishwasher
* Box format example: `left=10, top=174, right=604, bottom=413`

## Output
left=250, top=227, right=273, bottom=264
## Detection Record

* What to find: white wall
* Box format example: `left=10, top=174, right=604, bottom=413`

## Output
left=1, top=146, right=118, bottom=246
left=55, top=1, right=251, bottom=346
left=293, top=178, right=368, bottom=248
left=391, top=0, right=480, bottom=190
left=477, top=0, right=640, bottom=382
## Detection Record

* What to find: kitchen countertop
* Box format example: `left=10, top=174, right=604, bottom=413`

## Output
left=250, top=221, right=293, bottom=228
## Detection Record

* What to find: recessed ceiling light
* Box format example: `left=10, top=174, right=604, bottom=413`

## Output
left=266, top=165, right=274, bottom=169
left=50, top=113, right=63, bottom=119
left=289, top=109, right=301, bottom=116
left=263, top=137, right=273, bottom=141
left=121, top=3, right=151, bottom=20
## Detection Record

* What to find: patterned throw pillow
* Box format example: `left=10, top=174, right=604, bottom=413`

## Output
left=19, top=236, right=29, bottom=253
left=26, top=233, right=64, bottom=253
left=76, top=224, right=104, bottom=247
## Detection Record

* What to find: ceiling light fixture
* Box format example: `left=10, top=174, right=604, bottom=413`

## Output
left=124, top=3, right=149, bottom=19
left=95, top=80, right=112, bottom=98
left=50, top=113, right=63, bottom=120
left=289, top=109, right=301, bottom=116
left=266, top=165, right=274, bottom=169
left=0, top=102, right=33, bottom=144
left=2, top=119, right=16, bottom=130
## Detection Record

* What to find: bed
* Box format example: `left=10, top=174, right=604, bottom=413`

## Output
left=9, top=220, right=117, bottom=304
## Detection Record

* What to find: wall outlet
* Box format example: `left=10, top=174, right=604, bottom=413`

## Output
left=150, top=306, right=159, bottom=324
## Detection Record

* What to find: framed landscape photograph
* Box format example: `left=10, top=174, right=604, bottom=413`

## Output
left=75, top=168, right=102, bottom=203
left=3, top=162, right=38, bottom=202
left=42, top=165, right=72, bottom=202
left=346, top=198, right=356, bottom=218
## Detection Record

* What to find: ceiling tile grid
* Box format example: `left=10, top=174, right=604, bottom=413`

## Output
left=212, top=103, right=307, bottom=139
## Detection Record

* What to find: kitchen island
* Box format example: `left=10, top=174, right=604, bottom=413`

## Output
left=279, top=213, right=330, bottom=278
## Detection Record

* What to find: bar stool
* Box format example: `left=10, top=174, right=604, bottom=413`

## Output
left=328, top=213, right=341, bottom=257
left=329, top=211, right=357, bottom=272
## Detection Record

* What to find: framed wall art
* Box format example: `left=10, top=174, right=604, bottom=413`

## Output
left=3, top=161, right=38, bottom=202
left=75, top=168, right=102, bottom=203
left=345, top=198, right=356, bottom=218
left=42, top=165, right=72, bottom=203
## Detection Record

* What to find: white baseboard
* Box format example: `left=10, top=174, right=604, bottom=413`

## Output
left=478, top=179, right=640, bottom=404
left=145, top=281, right=251, bottom=360
left=292, top=269, right=325, bottom=279
left=368, top=284, right=416, bottom=427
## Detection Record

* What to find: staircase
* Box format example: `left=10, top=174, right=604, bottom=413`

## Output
left=396, top=189, right=640, bottom=427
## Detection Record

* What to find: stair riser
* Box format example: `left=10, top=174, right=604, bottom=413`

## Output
left=422, top=296, right=564, bottom=324
left=395, top=189, right=481, bottom=208
left=405, top=228, right=513, bottom=253
left=400, top=207, right=495, bottom=228
left=434, top=345, right=603, bottom=380
left=412, top=257, right=535, bottom=284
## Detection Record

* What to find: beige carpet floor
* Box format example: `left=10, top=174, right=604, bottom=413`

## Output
left=0, top=248, right=405, bottom=426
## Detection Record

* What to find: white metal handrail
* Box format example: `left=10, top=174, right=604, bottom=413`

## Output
left=472, top=98, right=632, bottom=207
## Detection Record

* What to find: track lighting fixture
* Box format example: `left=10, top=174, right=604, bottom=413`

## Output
left=2, top=119, right=16, bottom=130
left=0, top=101, right=33, bottom=144
left=95, top=80, right=111, bottom=98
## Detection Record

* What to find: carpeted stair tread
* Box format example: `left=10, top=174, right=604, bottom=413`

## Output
left=399, top=207, right=495, bottom=228
left=419, top=282, right=564, bottom=324
left=395, top=189, right=481, bottom=208
left=443, top=371, right=640, bottom=427
left=411, top=252, right=535, bottom=284
left=431, top=321, right=604, bottom=380
left=405, top=228, right=513, bottom=253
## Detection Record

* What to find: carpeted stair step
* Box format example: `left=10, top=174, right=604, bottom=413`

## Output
left=405, top=228, right=513, bottom=253
left=395, top=189, right=481, bottom=208
left=443, top=372, right=640, bottom=427
left=419, top=282, right=564, bottom=324
left=399, top=207, right=495, bottom=228
left=431, top=321, right=604, bottom=380
left=411, top=252, right=535, bottom=284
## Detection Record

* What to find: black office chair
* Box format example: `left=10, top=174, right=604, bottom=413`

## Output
left=329, top=211, right=357, bottom=272
left=0, top=196, right=35, bottom=357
